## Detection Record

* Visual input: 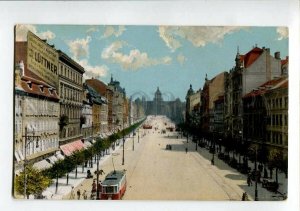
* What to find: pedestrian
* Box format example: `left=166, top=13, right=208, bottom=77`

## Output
left=92, top=180, right=97, bottom=193
left=82, top=190, right=87, bottom=200
left=77, top=189, right=81, bottom=200
left=69, top=186, right=75, bottom=200
left=185, top=147, right=188, bottom=153
left=247, top=174, right=252, bottom=186
left=242, top=192, right=248, bottom=201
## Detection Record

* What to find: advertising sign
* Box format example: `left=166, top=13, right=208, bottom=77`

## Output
left=27, top=31, right=58, bottom=88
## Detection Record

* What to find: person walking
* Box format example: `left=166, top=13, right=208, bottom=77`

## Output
left=77, top=189, right=81, bottom=200
left=242, top=192, right=248, bottom=201
left=82, top=190, right=87, bottom=200
left=185, top=147, right=188, bottom=153
left=247, top=173, right=252, bottom=186
left=69, top=186, right=75, bottom=200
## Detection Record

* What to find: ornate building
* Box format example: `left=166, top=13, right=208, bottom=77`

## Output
left=14, top=63, right=60, bottom=172
left=226, top=46, right=282, bottom=142
left=81, top=84, right=93, bottom=139
left=57, top=50, right=84, bottom=145
left=108, top=76, right=126, bottom=131
left=86, top=78, right=113, bottom=132
left=143, top=87, right=185, bottom=124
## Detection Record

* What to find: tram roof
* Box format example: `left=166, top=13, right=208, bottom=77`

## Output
left=102, top=170, right=126, bottom=186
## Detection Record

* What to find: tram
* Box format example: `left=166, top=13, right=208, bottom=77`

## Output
left=100, top=170, right=127, bottom=200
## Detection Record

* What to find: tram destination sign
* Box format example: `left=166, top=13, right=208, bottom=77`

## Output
left=27, top=31, right=58, bottom=88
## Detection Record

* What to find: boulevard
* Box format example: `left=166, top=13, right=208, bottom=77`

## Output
left=54, top=115, right=286, bottom=201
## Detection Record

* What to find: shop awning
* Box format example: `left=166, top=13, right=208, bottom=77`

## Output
left=18, top=150, right=25, bottom=160
left=48, top=155, right=58, bottom=164
left=33, top=159, right=52, bottom=170
left=15, top=151, right=21, bottom=162
left=55, top=151, right=65, bottom=160
left=60, top=140, right=84, bottom=156
left=83, top=141, right=92, bottom=149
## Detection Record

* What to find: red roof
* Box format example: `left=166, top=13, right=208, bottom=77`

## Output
left=19, top=76, right=59, bottom=100
left=243, top=77, right=288, bottom=99
left=281, top=56, right=289, bottom=66
left=260, top=76, right=286, bottom=87
left=240, top=47, right=264, bottom=68
left=86, top=78, right=109, bottom=96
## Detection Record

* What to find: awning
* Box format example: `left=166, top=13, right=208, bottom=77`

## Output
left=33, top=159, right=52, bottom=170
left=48, top=155, right=58, bottom=164
left=18, top=149, right=25, bottom=160
left=60, top=140, right=84, bottom=156
left=15, top=151, right=21, bottom=162
left=83, top=140, right=92, bottom=149
left=55, top=151, right=65, bottom=160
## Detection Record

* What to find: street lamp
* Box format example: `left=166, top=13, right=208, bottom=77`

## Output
left=138, top=128, right=140, bottom=143
left=96, top=153, right=100, bottom=199
left=211, top=133, right=215, bottom=165
left=22, top=127, right=40, bottom=199
left=249, top=146, right=258, bottom=201
left=132, top=130, right=135, bottom=151
left=122, top=119, right=125, bottom=165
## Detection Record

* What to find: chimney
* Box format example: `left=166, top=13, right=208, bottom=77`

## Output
left=274, top=52, right=281, bottom=60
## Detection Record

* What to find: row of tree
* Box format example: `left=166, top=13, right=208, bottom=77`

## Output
left=177, top=119, right=287, bottom=184
left=14, top=119, right=145, bottom=199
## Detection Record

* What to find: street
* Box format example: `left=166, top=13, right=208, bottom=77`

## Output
left=61, top=115, right=251, bottom=201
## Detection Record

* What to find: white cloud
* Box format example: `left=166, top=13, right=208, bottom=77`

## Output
left=101, top=41, right=172, bottom=70
left=38, top=30, right=56, bottom=40
left=158, top=26, right=244, bottom=51
left=276, top=27, right=288, bottom=40
left=78, top=59, right=108, bottom=80
left=67, top=36, right=91, bottom=60
left=86, top=26, right=99, bottom=34
left=15, top=24, right=56, bottom=41
left=177, top=53, right=187, bottom=65
left=102, top=26, right=126, bottom=38
left=158, top=26, right=182, bottom=52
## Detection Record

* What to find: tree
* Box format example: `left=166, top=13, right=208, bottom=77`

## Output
left=268, top=148, right=284, bottom=183
left=15, top=165, right=52, bottom=199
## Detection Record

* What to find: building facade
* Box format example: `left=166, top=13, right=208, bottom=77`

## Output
left=81, top=84, right=93, bottom=139
left=57, top=50, right=84, bottom=145
left=229, top=47, right=282, bottom=141
left=265, top=77, right=288, bottom=158
left=108, top=76, right=126, bottom=131
left=86, top=78, right=113, bottom=132
left=14, top=63, right=60, bottom=171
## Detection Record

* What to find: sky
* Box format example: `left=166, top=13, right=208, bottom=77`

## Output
left=16, top=25, right=288, bottom=101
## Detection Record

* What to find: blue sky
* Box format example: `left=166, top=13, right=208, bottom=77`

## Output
left=16, top=25, right=288, bottom=101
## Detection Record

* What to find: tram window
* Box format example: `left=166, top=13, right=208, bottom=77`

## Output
left=105, top=186, right=115, bottom=193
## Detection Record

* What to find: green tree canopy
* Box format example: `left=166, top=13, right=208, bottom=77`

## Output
left=15, top=165, right=52, bottom=198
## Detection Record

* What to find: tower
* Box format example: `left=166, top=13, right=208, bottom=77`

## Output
left=154, top=87, right=163, bottom=115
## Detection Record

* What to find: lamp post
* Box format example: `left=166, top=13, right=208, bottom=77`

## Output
left=122, top=119, right=125, bottom=165
left=132, top=130, right=135, bottom=151
left=22, top=127, right=40, bottom=199
left=249, top=146, right=258, bottom=201
left=96, top=153, right=100, bottom=199
left=254, top=146, right=258, bottom=201
left=138, top=128, right=140, bottom=143
left=211, top=133, right=215, bottom=165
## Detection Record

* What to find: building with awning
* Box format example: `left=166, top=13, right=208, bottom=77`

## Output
left=33, top=159, right=53, bottom=170
left=59, top=139, right=85, bottom=156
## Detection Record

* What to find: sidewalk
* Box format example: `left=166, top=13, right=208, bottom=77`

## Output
left=194, top=141, right=287, bottom=201
left=42, top=137, right=131, bottom=200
